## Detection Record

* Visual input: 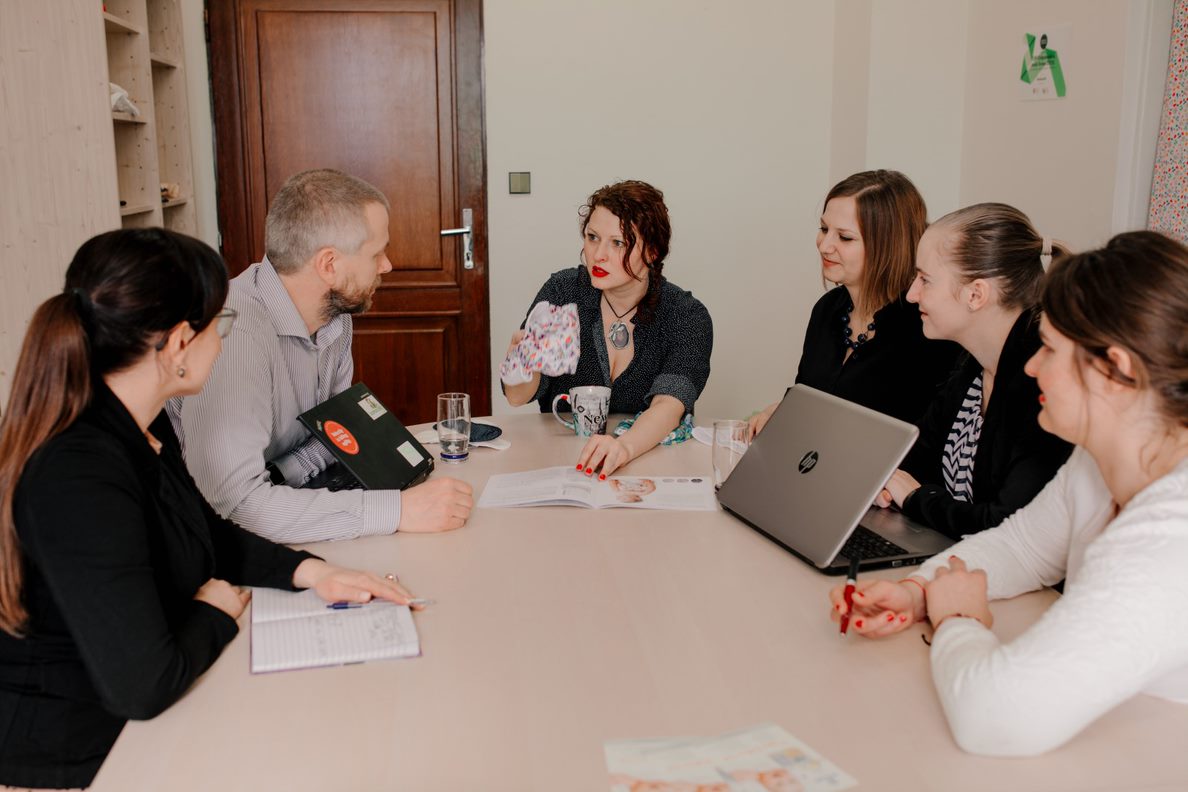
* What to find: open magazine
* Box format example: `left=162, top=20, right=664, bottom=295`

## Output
left=478, top=466, right=717, bottom=511
left=606, top=723, right=857, bottom=791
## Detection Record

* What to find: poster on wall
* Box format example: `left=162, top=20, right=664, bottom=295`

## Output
left=1020, top=25, right=1070, bottom=100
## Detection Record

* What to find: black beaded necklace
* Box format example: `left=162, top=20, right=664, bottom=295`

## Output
left=841, top=301, right=876, bottom=350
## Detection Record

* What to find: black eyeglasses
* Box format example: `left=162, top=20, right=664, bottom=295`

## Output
left=213, top=307, right=238, bottom=338
left=154, top=308, right=239, bottom=350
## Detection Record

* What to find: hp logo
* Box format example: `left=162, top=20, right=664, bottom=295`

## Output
left=798, top=451, right=819, bottom=474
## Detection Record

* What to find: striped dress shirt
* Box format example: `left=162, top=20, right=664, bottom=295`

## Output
left=168, top=258, right=401, bottom=543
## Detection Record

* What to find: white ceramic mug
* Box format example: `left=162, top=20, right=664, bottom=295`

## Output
left=551, top=385, right=611, bottom=437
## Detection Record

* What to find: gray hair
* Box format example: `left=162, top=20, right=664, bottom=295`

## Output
left=264, top=169, right=390, bottom=274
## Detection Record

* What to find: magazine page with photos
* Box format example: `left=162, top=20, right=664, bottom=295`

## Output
left=478, top=466, right=716, bottom=511
left=605, top=723, right=857, bottom=792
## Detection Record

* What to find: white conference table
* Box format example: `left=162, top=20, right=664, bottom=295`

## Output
left=92, top=414, right=1188, bottom=792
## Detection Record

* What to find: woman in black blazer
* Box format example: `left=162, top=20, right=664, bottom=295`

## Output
left=748, top=170, right=959, bottom=436
left=878, top=203, right=1074, bottom=538
left=0, top=230, right=423, bottom=789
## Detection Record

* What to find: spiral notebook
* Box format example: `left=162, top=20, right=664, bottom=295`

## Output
left=250, top=588, right=421, bottom=673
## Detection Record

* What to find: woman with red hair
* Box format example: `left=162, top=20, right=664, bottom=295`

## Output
left=504, top=180, right=713, bottom=477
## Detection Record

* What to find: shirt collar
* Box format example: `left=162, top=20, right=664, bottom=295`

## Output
left=255, top=256, right=347, bottom=348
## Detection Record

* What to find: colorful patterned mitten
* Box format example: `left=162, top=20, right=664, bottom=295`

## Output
left=500, top=301, right=581, bottom=385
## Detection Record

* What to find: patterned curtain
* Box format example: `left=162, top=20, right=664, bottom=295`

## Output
left=1149, top=0, right=1188, bottom=243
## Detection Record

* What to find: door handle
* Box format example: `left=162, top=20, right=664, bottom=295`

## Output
left=440, top=208, right=474, bottom=269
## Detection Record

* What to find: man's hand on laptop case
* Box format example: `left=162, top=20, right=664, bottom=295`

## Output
left=400, top=477, right=474, bottom=532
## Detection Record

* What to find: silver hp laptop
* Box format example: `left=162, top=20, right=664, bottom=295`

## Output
left=717, top=385, right=954, bottom=575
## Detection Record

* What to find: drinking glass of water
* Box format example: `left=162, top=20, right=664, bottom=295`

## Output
left=437, top=392, right=471, bottom=463
left=712, top=419, right=749, bottom=489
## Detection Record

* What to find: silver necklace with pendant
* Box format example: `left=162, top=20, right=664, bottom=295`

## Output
left=604, top=293, right=638, bottom=350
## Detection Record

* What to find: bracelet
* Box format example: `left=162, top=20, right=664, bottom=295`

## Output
left=899, top=577, right=926, bottom=596
left=931, top=612, right=989, bottom=632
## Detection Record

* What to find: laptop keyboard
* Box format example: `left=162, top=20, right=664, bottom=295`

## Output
left=839, top=525, right=909, bottom=560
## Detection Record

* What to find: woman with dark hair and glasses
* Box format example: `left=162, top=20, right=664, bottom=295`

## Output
left=503, top=180, right=713, bottom=478
left=831, top=231, right=1188, bottom=756
left=0, top=229, right=422, bottom=789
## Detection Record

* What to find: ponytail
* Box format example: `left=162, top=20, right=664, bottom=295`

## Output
left=0, top=293, right=93, bottom=635
left=0, top=227, right=228, bottom=636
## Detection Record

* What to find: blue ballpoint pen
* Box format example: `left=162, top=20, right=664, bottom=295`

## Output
left=326, top=601, right=364, bottom=610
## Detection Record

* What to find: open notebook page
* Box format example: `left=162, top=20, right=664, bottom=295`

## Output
left=251, top=588, right=421, bottom=673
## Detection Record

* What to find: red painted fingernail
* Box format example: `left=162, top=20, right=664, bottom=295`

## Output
left=855, top=619, right=864, bottom=629
left=899, top=614, right=908, bottom=622
left=585, top=468, right=592, bottom=474
left=599, top=474, right=606, bottom=480
left=886, top=613, right=895, bottom=622
left=576, top=464, right=583, bottom=470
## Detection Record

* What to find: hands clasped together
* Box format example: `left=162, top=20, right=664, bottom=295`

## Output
left=828, top=556, right=994, bottom=638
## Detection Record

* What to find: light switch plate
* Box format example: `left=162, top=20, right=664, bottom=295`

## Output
left=509, top=172, right=531, bottom=194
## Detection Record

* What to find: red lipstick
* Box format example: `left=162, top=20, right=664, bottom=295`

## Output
left=591, top=265, right=609, bottom=278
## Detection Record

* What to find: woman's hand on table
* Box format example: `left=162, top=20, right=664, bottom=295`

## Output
left=194, top=578, right=251, bottom=620
left=577, top=434, right=633, bottom=478
left=828, top=578, right=926, bottom=638
left=293, top=558, right=427, bottom=609
left=875, top=468, right=921, bottom=509
left=746, top=402, right=778, bottom=441
left=926, top=556, right=993, bottom=630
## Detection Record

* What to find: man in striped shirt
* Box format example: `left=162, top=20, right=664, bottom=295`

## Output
left=168, top=169, right=473, bottom=543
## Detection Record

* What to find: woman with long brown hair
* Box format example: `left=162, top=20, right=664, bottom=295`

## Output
left=503, top=180, right=713, bottom=477
left=0, top=229, right=422, bottom=789
left=748, top=170, right=958, bottom=437
left=831, top=230, right=1188, bottom=755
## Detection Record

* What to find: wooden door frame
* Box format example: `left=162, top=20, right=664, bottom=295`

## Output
left=206, top=0, right=491, bottom=414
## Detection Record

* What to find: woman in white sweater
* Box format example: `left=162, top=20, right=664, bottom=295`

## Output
left=829, top=230, right=1188, bottom=756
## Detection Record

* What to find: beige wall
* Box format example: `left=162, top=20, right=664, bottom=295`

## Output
left=861, top=0, right=1170, bottom=245
left=865, top=0, right=970, bottom=216
left=958, top=0, right=1141, bottom=250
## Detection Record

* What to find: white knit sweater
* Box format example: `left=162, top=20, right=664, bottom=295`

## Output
left=916, top=446, right=1188, bottom=756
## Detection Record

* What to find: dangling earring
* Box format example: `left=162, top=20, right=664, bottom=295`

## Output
left=579, top=249, right=587, bottom=267
left=177, top=367, right=187, bottom=378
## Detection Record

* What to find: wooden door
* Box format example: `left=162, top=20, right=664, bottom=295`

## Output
left=208, top=0, right=489, bottom=423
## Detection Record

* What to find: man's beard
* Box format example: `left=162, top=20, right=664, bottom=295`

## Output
left=321, top=276, right=382, bottom=322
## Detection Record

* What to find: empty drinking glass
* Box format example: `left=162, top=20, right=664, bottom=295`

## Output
left=712, top=419, right=749, bottom=489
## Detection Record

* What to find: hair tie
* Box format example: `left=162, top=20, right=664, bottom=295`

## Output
left=1040, top=236, right=1053, bottom=271
left=68, top=286, right=93, bottom=313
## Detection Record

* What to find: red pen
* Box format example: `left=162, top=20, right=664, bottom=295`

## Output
left=839, top=555, right=860, bottom=636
